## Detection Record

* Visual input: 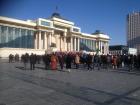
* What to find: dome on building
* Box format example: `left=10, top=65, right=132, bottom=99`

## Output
left=51, top=12, right=61, bottom=18
left=51, top=12, right=69, bottom=21
left=92, top=30, right=103, bottom=35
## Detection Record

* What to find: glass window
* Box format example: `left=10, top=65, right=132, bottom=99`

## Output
left=0, top=26, right=1, bottom=45
left=73, top=28, right=79, bottom=32
left=30, top=31, right=34, bottom=48
left=0, top=26, right=34, bottom=48
left=15, top=28, right=21, bottom=48
left=7, top=27, right=14, bottom=47
left=41, top=21, right=50, bottom=26
left=91, top=40, right=93, bottom=50
left=26, top=30, right=34, bottom=48
left=21, top=29, right=27, bottom=48
left=27, top=30, right=31, bottom=48
left=93, top=40, right=96, bottom=50
left=0, top=26, right=7, bottom=47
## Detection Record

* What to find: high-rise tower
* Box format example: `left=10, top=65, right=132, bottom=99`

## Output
left=127, top=12, right=140, bottom=54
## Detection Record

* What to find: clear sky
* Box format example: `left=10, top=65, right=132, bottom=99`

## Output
left=0, top=0, right=140, bottom=45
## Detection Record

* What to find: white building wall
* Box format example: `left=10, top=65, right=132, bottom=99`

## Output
left=0, top=48, right=45, bottom=58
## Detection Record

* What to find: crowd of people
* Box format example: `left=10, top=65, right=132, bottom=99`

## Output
left=9, top=54, right=19, bottom=63
left=9, top=52, right=140, bottom=72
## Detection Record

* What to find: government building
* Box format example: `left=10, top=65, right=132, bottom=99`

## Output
left=0, top=13, right=110, bottom=57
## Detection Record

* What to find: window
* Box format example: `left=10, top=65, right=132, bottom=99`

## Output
left=8, top=27, right=16, bottom=47
left=27, top=30, right=34, bottom=48
left=41, top=21, right=50, bottom=26
left=73, top=28, right=79, bottom=32
left=15, top=28, right=21, bottom=48
left=21, top=29, right=27, bottom=48
left=0, top=26, right=7, bottom=47
left=0, top=26, right=1, bottom=44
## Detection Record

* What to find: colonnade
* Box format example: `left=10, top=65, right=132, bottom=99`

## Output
left=34, top=31, right=80, bottom=51
left=34, top=31, right=70, bottom=51
left=34, top=31, right=52, bottom=50
left=98, top=40, right=109, bottom=54
left=34, top=31, right=109, bottom=54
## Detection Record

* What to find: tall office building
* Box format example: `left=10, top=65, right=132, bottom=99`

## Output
left=127, top=12, right=140, bottom=54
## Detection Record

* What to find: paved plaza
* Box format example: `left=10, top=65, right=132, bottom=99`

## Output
left=0, top=60, right=140, bottom=105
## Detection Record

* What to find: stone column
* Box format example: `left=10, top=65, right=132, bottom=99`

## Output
left=106, top=42, right=109, bottom=54
left=56, top=35, right=59, bottom=50
left=70, top=37, right=73, bottom=51
left=60, top=36, right=62, bottom=51
left=64, top=32, right=67, bottom=51
left=44, top=32, right=47, bottom=49
left=98, top=40, right=100, bottom=51
left=46, top=33, right=49, bottom=49
left=104, top=42, right=106, bottom=55
left=74, top=37, right=76, bottom=51
left=68, top=37, right=71, bottom=51
left=100, top=41, right=102, bottom=54
left=97, top=41, right=98, bottom=51
left=77, top=37, right=80, bottom=51
left=49, top=32, right=52, bottom=48
left=63, top=37, right=66, bottom=51
left=58, top=35, right=61, bottom=51
left=34, top=32, right=37, bottom=49
left=46, top=32, right=48, bottom=50
left=38, top=31, right=41, bottom=49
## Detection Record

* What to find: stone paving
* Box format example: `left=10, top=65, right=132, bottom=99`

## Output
left=0, top=59, right=140, bottom=105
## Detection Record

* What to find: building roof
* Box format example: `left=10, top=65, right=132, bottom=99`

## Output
left=0, top=16, right=36, bottom=26
left=91, top=30, right=104, bottom=35
left=51, top=12, right=70, bottom=21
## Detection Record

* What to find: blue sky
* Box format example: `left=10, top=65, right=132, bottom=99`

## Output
left=0, top=0, right=140, bottom=45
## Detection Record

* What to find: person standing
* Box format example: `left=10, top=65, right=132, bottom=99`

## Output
left=86, top=54, right=93, bottom=70
left=43, top=54, right=50, bottom=70
left=92, top=54, right=95, bottom=70
left=50, top=53, right=58, bottom=70
left=22, top=53, right=29, bottom=70
left=30, top=53, right=36, bottom=70
left=66, top=53, right=72, bottom=72
left=15, top=53, right=19, bottom=62
left=58, top=54, right=64, bottom=70
left=75, top=54, right=80, bottom=69
left=112, top=56, right=117, bottom=69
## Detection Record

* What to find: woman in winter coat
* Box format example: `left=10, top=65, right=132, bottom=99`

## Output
left=75, top=54, right=80, bottom=69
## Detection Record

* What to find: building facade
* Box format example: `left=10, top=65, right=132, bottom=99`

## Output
left=127, top=12, right=140, bottom=54
left=0, top=13, right=110, bottom=57
left=109, top=45, right=128, bottom=55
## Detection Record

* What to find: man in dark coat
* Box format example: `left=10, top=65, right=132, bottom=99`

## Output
left=58, top=55, right=64, bottom=70
left=22, top=53, right=29, bottom=70
left=30, top=53, right=36, bottom=70
left=43, top=54, right=50, bottom=70
left=86, top=54, right=93, bottom=70
left=66, top=54, right=73, bottom=72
